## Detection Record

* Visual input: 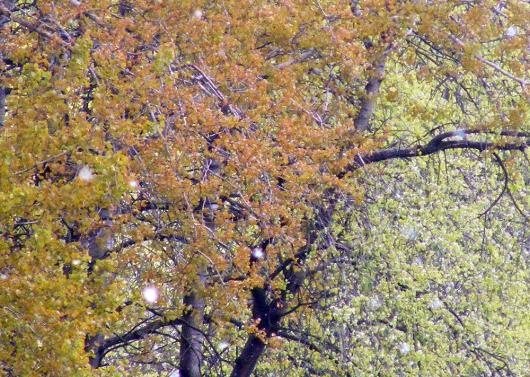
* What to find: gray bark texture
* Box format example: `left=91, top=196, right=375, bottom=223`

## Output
left=0, top=87, right=5, bottom=128
left=354, top=47, right=390, bottom=132
left=179, top=292, right=205, bottom=377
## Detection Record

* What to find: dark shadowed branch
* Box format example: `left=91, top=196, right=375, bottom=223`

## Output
left=339, top=129, right=530, bottom=178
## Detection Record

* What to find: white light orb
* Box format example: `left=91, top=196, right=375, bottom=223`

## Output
left=78, top=166, right=94, bottom=181
left=399, top=342, right=411, bottom=355
left=368, top=296, right=383, bottom=310
left=505, top=26, right=518, bottom=37
left=430, top=298, right=443, bottom=310
left=219, top=341, right=229, bottom=350
left=252, top=247, right=264, bottom=259
left=142, top=286, right=159, bottom=304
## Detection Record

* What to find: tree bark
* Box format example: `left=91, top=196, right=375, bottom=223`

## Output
left=0, top=87, right=5, bottom=128
left=230, top=283, right=283, bottom=377
left=179, top=291, right=205, bottom=377
left=230, top=335, right=266, bottom=377
left=353, top=47, right=390, bottom=132
left=230, top=203, right=337, bottom=377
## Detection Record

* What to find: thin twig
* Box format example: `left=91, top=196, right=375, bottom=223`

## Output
left=479, top=153, right=508, bottom=218
left=0, top=4, right=71, bottom=47
left=13, top=151, right=68, bottom=175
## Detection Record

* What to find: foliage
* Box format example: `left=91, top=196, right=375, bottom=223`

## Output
left=0, top=1, right=528, bottom=376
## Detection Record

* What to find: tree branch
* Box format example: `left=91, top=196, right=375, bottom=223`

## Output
left=448, top=33, right=527, bottom=88
left=89, top=316, right=182, bottom=368
left=486, top=153, right=528, bottom=220
left=0, top=4, right=71, bottom=47
left=353, top=44, right=393, bottom=131
left=338, top=129, right=529, bottom=178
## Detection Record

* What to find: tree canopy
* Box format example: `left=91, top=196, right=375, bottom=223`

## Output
left=0, top=1, right=528, bottom=376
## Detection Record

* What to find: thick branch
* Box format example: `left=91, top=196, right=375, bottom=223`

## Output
left=231, top=202, right=336, bottom=377
left=230, top=335, right=266, bottom=377
left=230, top=286, right=281, bottom=377
left=339, top=129, right=529, bottom=178
left=353, top=47, right=391, bottom=131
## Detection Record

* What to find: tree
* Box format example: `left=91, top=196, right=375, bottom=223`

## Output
left=0, top=1, right=528, bottom=376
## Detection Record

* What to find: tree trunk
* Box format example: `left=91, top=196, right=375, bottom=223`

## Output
left=86, top=333, right=105, bottom=368
left=230, top=335, right=266, bottom=377
left=229, top=286, right=282, bottom=377
left=230, top=204, right=337, bottom=376
left=179, top=292, right=205, bottom=377
left=0, top=87, right=5, bottom=128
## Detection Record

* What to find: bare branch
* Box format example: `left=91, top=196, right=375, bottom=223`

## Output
left=448, top=33, right=527, bottom=88
left=479, top=153, right=508, bottom=218
left=339, top=129, right=530, bottom=177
